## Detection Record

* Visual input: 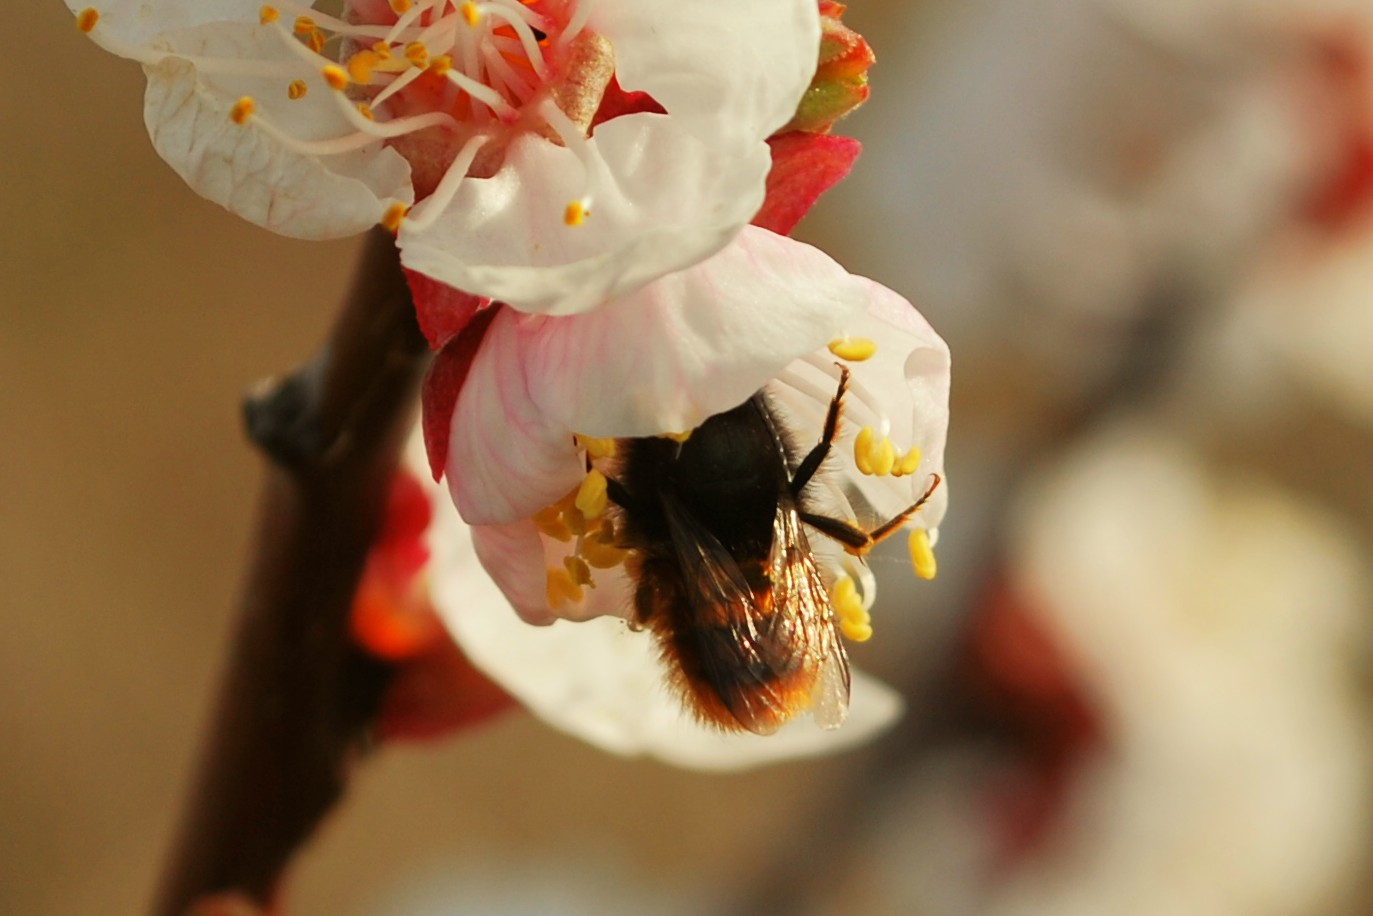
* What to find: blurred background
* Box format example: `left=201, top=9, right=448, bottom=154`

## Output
left=8, top=0, right=1373, bottom=913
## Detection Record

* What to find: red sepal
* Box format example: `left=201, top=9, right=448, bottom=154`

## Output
left=405, top=268, right=487, bottom=351
left=753, top=132, right=861, bottom=235
left=591, top=75, right=666, bottom=128
left=420, top=304, right=500, bottom=481
left=376, top=634, right=516, bottom=743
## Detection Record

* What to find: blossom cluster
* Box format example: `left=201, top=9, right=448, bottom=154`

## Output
left=73, top=0, right=951, bottom=763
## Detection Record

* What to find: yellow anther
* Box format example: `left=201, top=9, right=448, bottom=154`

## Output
left=428, top=55, right=453, bottom=76
left=854, top=426, right=875, bottom=475
left=379, top=202, right=410, bottom=234
left=840, top=618, right=874, bottom=643
left=461, top=1, right=482, bottom=26
left=563, top=555, right=594, bottom=587
left=356, top=102, right=375, bottom=121
left=908, top=528, right=937, bottom=581
left=371, top=41, right=393, bottom=60
left=346, top=50, right=379, bottom=85
left=581, top=532, right=627, bottom=569
left=258, top=6, right=279, bottom=25
left=545, top=567, right=583, bottom=610
left=533, top=510, right=573, bottom=543
left=307, top=29, right=326, bottom=54
left=894, top=446, right=922, bottom=478
left=830, top=576, right=866, bottom=624
left=563, top=503, right=588, bottom=536
left=564, top=199, right=590, bottom=227
left=76, top=8, right=100, bottom=33
left=575, top=469, right=609, bottom=520
left=575, top=434, right=617, bottom=459
left=833, top=575, right=857, bottom=604
left=827, top=337, right=878, bottom=362
left=292, top=15, right=316, bottom=34
left=390, top=0, right=413, bottom=12
left=229, top=97, right=256, bottom=125
left=287, top=79, right=308, bottom=100
left=405, top=41, right=430, bottom=67
left=871, top=436, right=896, bottom=477
left=322, top=65, right=348, bottom=91
left=660, top=429, right=693, bottom=443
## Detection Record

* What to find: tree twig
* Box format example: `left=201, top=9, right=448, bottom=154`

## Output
left=155, top=229, right=430, bottom=915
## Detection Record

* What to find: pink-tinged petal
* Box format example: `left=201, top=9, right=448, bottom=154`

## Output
left=591, top=0, right=821, bottom=152
left=399, top=116, right=770, bottom=316
left=445, top=307, right=588, bottom=525
left=754, top=133, right=862, bottom=236
left=445, top=228, right=867, bottom=524
left=141, top=24, right=412, bottom=240
left=421, top=305, right=499, bottom=482
left=471, top=520, right=633, bottom=625
left=423, top=480, right=904, bottom=769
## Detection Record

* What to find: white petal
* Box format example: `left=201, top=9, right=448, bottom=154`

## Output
left=768, top=278, right=952, bottom=528
left=142, top=23, right=412, bottom=239
left=527, top=227, right=869, bottom=435
left=399, top=116, right=769, bottom=315
left=427, top=480, right=903, bottom=769
left=447, top=229, right=868, bottom=525
left=69, top=0, right=259, bottom=49
left=590, top=0, right=821, bottom=150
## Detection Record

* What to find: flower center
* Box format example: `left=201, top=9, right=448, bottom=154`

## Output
left=76, top=0, right=614, bottom=231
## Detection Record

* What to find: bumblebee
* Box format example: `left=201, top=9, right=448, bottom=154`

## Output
left=604, top=368, right=938, bottom=734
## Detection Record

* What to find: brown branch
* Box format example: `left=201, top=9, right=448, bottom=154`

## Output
left=154, top=229, right=431, bottom=916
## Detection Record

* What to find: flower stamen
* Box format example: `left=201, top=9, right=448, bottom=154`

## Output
left=380, top=202, right=410, bottom=233
left=559, top=0, right=596, bottom=47
left=541, top=98, right=605, bottom=228
left=546, top=566, right=584, bottom=609
left=827, top=337, right=877, bottom=362
left=831, top=574, right=873, bottom=642
left=230, top=97, right=256, bottom=125
left=574, top=434, right=616, bottom=459
left=908, top=528, right=937, bottom=580
left=574, top=469, right=609, bottom=519
left=402, top=133, right=492, bottom=232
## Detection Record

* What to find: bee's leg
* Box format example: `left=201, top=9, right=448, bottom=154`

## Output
left=791, top=364, right=851, bottom=496
left=801, top=474, right=942, bottom=556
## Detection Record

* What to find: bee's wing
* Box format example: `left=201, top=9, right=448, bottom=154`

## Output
left=771, top=499, right=852, bottom=730
left=661, top=493, right=850, bottom=735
